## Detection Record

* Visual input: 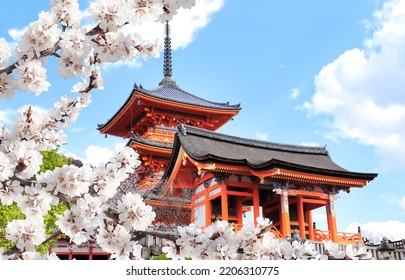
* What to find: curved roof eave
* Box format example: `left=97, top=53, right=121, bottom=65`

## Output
left=127, top=133, right=173, bottom=150
left=98, top=83, right=241, bottom=132
left=136, top=83, right=241, bottom=111
left=175, top=124, right=378, bottom=182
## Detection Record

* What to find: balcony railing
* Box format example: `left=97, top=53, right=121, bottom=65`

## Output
left=313, top=229, right=362, bottom=244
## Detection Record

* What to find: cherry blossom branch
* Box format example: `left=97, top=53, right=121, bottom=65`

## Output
left=142, top=230, right=177, bottom=242
left=4, top=230, right=62, bottom=257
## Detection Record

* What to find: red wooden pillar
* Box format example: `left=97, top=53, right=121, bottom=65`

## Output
left=236, top=196, right=243, bottom=224
left=220, top=183, right=229, bottom=221
left=327, top=195, right=338, bottom=242
left=280, top=188, right=291, bottom=238
left=253, top=184, right=260, bottom=225
left=190, top=199, right=195, bottom=224
left=307, top=209, right=314, bottom=240
left=297, top=196, right=305, bottom=239
left=205, top=187, right=212, bottom=226
left=89, top=246, right=93, bottom=260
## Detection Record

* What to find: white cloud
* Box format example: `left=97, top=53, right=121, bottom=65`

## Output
left=290, top=88, right=300, bottom=99
left=346, top=220, right=405, bottom=244
left=303, top=0, right=405, bottom=169
left=83, top=145, right=115, bottom=166
left=8, top=27, right=26, bottom=42
left=0, top=108, right=16, bottom=125
left=381, top=193, right=405, bottom=212
left=311, top=209, right=327, bottom=230
left=255, top=131, right=268, bottom=141
left=64, top=143, right=126, bottom=167
left=300, top=142, right=320, bottom=147
left=113, top=0, right=224, bottom=68
left=312, top=212, right=327, bottom=222
left=401, top=197, right=405, bottom=211
left=70, top=127, right=84, bottom=133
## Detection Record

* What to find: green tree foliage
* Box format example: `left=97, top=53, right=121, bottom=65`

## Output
left=38, top=149, right=71, bottom=173
left=0, top=203, right=25, bottom=250
left=1, top=149, right=73, bottom=254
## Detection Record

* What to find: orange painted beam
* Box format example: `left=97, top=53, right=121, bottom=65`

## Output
left=220, top=183, right=229, bottom=222
left=144, top=199, right=191, bottom=209
left=205, top=188, right=212, bottom=226
left=192, top=183, right=221, bottom=203
left=190, top=201, right=195, bottom=223
left=275, top=169, right=368, bottom=187
left=253, top=185, right=260, bottom=226
left=279, top=189, right=291, bottom=238
left=227, top=181, right=255, bottom=188
left=193, top=173, right=215, bottom=188
left=236, top=197, right=243, bottom=224
left=301, top=198, right=328, bottom=205
left=160, top=147, right=186, bottom=196
left=308, top=209, right=314, bottom=240
left=326, top=198, right=338, bottom=242
left=297, top=197, right=305, bottom=239
left=227, top=190, right=254, bottom=197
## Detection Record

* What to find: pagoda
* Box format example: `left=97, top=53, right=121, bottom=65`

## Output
left=52, top=20, right=383, bottom=261
left=98, top=22, right=378, bottom=245
left=98, top=22, right=241, bottom=226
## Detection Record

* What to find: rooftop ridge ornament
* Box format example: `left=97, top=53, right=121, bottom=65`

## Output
left=159, top=20, right=177, bottom=87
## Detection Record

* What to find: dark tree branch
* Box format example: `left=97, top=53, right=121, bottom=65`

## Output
left=3, top=229, right=62, bottom=257
left=142, top=230, right=177, bottom=242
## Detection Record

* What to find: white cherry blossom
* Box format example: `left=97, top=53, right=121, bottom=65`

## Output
left=59, top=28, right=91, bottom=62
left=131, top=242, right=143, bottom=260
left=0, top=180, right=23, bottom=206
left=21, top=251, right=60, bottom=260
left=126, top=0, right=162, bottom=24
left=14, top=60, right=51, bottom=95
left=87, top=0, right=129, bottom=32
left=56, top=206, right=94, bottom=245
left=117, top=192, right=156, bottom=231
left=322, top=240, right=347, bottom=259
left=5, top=139, right=43, bottom=179
left=39, top=165, right=91, bottom=197
left=0, top=38, right=11, bottom=67
left=50, top=0, right=82, bottom=28
left=345, top=243, right=373, bottom=260
left=96, top=222, right=134, bottom=259
left=14, top=11, right=60, bottom=59
left=5, top=219, right=46, bottom=252
left=163, top=220, right=365, bottom=260
left=75, top=194, right=107, bottom=227
left=16, top=185, right=57, bottom=217
left=92, top=165, right=123, bottom=200
left=0, top=151, right=13, bottom=182
left=0, top=72, right=15, bottom=99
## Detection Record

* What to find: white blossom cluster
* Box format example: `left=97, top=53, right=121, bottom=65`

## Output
left=0, top=0, right=196, bottom=260
left=0, top=0, right=195, bottom=99
left=163, top=218, right=373, bottom=260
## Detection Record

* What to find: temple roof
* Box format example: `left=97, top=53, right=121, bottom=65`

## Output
left=127, top=132, right=173, bottom=150
left=137, top=80, right=241, bottom=110
left=97, top=82, right=241, bottom=137
left=163, top=124, right=378, bottom=182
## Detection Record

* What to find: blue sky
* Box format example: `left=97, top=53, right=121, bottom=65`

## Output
left=1, top=0, right=405, bottom=241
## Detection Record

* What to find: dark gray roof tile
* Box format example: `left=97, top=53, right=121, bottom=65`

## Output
left=137, top=82, right=241, bottom=110
left=127, top=132, right=173, bottom=149
left=173, top=124, right=378, bottom=181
